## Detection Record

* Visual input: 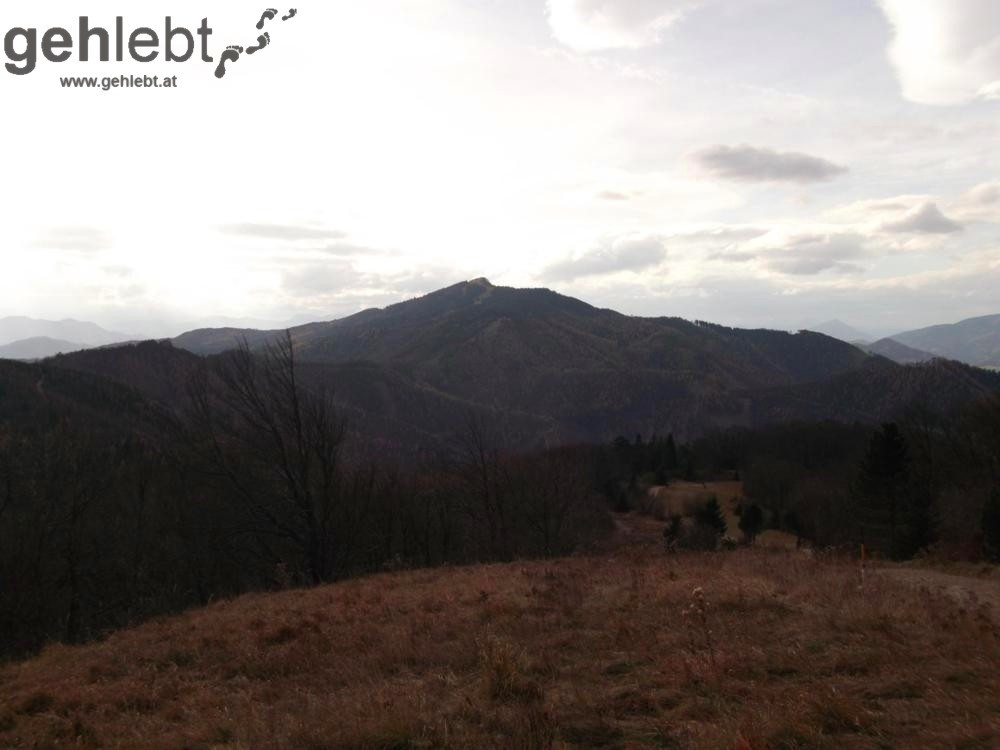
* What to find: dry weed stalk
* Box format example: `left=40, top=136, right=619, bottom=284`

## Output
left=682, top=586, right=719, bottom=679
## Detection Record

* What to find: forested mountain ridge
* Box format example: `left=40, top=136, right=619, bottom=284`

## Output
left=174, top=279, right=872, bottom=393
left=0, top=356, right=157, bottom=435
left=166, top=280, right=874, bottom=440
left=24, top=280, right=996, bottom=448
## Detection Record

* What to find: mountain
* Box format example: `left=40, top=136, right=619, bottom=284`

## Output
left=805, top=319, right=872, bottom=344
left=863, top=338, right=936, bottom=365
left=891, top=314, right=1000, bottom=368
left=9, top=280, right=997, bottom=450
left=163, top=279, right=998, bottom=445
left=177, top=279, right=873, bottom=387
left=0, top=317, right=130, bottom=348
left=0, top=337, right=87, bottom=360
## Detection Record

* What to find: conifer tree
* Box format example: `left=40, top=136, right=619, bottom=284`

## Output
left=697, top=496, right=728, bottom=538
left=857, top=423, right=911, bottom=558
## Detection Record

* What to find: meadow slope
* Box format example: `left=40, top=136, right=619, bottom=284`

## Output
left=1, top=539, right=999, bottom=749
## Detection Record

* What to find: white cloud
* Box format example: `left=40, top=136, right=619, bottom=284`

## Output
left=219, top=223, right=348, bottom=241
left=546, top=0, right=698, bottom=52
left=30, top=226, right=112, bottom=254
left=763, top=235, right=866, bottom=277
left=541, top=234, right=667, bottom=281
left=950, top=181, right=1000, bottom=221
left=691, top=144, right=848, bottom=184
left=826, top=195, right=933, bottom=222
left=964, top=182, right=1000, bottom=206
left=672, top=226, right=769, bottom=244
left=879, top=0, right=1000, bottom=105
left=879, top=202, right=963, bottom=234
left=597, top=190, right=632, bottom=201
left=281, top=260, right=363, bottom=297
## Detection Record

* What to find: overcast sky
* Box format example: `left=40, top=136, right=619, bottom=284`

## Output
left=3, top=0, right=1000, bottom=337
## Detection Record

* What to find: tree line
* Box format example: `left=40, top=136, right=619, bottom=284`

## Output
left=2, top=332, right=998, bottom=659
left=0, top=335, right=613, bottom=660
left=672, top=399, right=1000, bottom=560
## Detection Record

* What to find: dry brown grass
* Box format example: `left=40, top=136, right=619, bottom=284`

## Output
left=645, top=481, right=799, bottom=549
left=1, top=542, right=999, bottom=749
left=646, top=481, right=744, bottom=523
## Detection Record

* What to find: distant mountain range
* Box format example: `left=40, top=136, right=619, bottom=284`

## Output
left=806, top=319, right=873, bottom=344
left=0, top=317, right=133, bottom=360
left=0, top=317, right=129, bottom=348
left=7, top=279, right=984, bottom=452
left=7, top=304, right=999, bottom=371
left=0, top=337, right=88, bottom=360
left=863, top=337, right=935, bottom=365
left=889, top=314, right=1000, bottom=368
left=3, top=282, right=998, bottom=451
left=805, top=314, right=1000, bottom=369
left=0, top=316, right=311, bottom=360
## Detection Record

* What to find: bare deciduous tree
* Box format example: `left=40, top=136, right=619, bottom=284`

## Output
left=186, top=332, right=367, bottom=584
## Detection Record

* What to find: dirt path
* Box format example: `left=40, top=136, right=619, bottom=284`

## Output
left=880, top=567, right=1000, bottom=613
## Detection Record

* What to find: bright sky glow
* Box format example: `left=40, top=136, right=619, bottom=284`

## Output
left=2, top=0, right=1000, bottom=337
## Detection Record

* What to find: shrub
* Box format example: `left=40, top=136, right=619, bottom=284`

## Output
left=738, top=504, right=764, bottom=544
left=663, top=514, right=683, bottom=551
left=695, top=497, right=727, bottom=538
left=677, top=522, right=722, bottom=552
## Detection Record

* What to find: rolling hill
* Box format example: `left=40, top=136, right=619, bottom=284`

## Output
left=0, top=317, right=129, bottom=348
left=1, top=545, right=997, bottom=750
left=892, top=314, right=1000, bottom=368
left=863, top=337, right=936, bottom=365
left=0, top=337, right=86, bottom=361
left=805, top=319, right=872, bottom=343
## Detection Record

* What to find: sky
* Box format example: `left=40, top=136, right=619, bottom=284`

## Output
left=2, top=0, right=1000, bottom=338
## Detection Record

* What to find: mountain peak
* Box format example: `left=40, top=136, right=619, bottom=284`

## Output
left=807, top=319, right=872, bottom=344
left=468, top=277, right=494, bottom=288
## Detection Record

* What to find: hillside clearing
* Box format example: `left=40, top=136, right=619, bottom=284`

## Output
left=2, top=545, right=998, bottom=749
left=644, top=482, right=799, bottom=548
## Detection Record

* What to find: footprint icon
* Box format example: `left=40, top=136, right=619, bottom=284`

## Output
left=214, top=45, right=243, bottom=79
left=256, top=8, right=279, bottom=30
left=282, top=8, right=298, bottom=21
left=247, top=33, right=270, bottom=55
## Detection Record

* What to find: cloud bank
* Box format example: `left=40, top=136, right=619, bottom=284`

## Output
left=709, top=233, right=867, bottom=276
left=542, top=234, right=667, bottom=281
